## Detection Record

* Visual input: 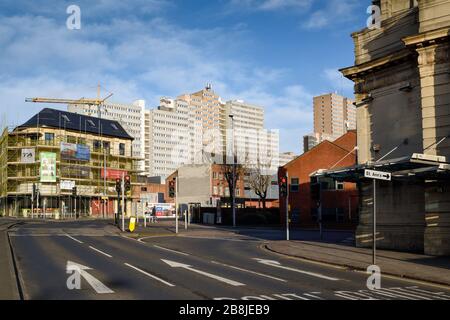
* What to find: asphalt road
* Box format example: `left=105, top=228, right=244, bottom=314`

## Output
left=7, top=220, right=450, bottom=300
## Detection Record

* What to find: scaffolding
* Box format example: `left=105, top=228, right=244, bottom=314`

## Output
left=0, top=122, right=143, bottom=218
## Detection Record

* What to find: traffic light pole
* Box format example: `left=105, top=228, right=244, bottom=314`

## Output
left=175, top=177, right=178, bottom=234
left=31, top=183, right=35, bottom=219
left=286, top=172, right=289, bottom=241
left=121, top=172, right=125, bottom=232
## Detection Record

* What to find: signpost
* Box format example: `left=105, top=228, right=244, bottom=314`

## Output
left=364, top=169, right=392, bottom=265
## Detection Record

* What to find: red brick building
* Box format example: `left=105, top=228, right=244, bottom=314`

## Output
left=279, top=131, right=358, bottom=225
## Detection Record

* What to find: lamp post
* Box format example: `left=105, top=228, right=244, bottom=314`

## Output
left=229, top=114, right=236, bottom=228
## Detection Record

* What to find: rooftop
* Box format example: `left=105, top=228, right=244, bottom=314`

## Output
left=16, top=108, right=133, bottom=140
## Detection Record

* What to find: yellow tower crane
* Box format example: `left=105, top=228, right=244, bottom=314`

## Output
left=25, top=85, right=113, bottom=119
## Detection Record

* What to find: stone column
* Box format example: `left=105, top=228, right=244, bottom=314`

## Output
left=416, top=41, right=450, bottom=255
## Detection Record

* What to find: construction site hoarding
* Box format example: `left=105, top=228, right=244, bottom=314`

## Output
left=60, top=142, right=90, bottom=161
left=60, top=180, right=76, bottom=190
left=60, top=165, right=90, bottom=178
left=101, top=168, right=128, bottom=180
left=40, top=152, right=57, bottom=182
left=21, top=148, right=35, bottom=163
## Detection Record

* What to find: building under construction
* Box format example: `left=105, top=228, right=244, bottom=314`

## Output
left=0, top=108, right=142, bottom=218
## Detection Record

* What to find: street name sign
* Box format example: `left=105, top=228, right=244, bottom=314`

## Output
left=364, top=169, right=391, bottom=181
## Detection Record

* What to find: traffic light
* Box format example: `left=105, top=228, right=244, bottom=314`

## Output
left=279, top=176, right=287, bottom=198
left=168, top=179, right=176, bottom=198
left=124, top=175, right=131, bottom=192
left=115, top=178, right=121, bottom=193
left=72, top=186, right=77, bottom=196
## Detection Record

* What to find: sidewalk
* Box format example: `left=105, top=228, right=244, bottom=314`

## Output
left=265, top=240, right=450, bottom=287
left=0, top=220, right=21, bottom=299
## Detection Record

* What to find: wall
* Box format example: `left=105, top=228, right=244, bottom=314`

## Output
left=279, top=132, right=358, bottom=225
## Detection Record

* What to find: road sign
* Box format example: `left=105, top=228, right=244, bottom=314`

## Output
left=129, top=216, right=136, bottom=232
left=364, top=169, right=391, bottom=181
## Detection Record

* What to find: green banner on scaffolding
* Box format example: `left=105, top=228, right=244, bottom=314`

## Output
left=40, top=152, right=57, bottom=182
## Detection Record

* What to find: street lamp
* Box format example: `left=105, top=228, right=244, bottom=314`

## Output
left=229, top=114, right=236, bottom=227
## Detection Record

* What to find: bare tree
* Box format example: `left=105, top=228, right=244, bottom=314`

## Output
left=246, top=160, right=273, bottom=211
left=221, top=163, right=245, bottom=203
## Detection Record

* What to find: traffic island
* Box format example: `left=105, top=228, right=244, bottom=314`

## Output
left=265, top=240, right=450, bottom=287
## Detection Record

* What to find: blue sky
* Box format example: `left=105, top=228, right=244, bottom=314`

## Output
left=0, top=0, right=370, bottom=153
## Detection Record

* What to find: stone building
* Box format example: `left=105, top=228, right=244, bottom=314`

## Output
left=334, top=0, right=450, bottom=255
left=0, top=108, right=142, bottom=218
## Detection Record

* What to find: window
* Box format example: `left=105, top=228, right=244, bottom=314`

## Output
left=290, top=178, right=299, bottom=192
left=119, top=143, right=125, bottom=156
left=93, top=140, right=101, bottom=150
left=336, top=181, right=344, bottom=190
left=44, top=132, right=54, bottom=142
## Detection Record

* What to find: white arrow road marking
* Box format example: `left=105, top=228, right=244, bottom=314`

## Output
left=88, top=246, right=113, bottom=258
left=124, top=263, right=175, bottom=287
left=211, top=261, right=286, bottom=282
left=161, top=259, right=245, bottom=287
left=253, top=259, right=340, bottom=281
left=66, top=261, right=114, bottom=294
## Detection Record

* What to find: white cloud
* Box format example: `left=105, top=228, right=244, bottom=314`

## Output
left=302, top=0, right=360, bottom=30
left=228, top=0, right=312, bottom=11
left=0, top=5, right=316, bottom=152
left=323, top=68, right=354, bottom=94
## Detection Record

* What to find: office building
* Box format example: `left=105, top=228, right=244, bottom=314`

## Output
left=313, top=93, right=356, bottom=142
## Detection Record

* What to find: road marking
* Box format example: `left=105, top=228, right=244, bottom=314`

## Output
left=124, top=263, right=175, bottom=287
left=304, top=293, right=324, bottom=300
left=153, top=245, right=189, bottom=256
left=179, top=235, right=260, bottom=242
left=89, top=246, right=112, bottom=258
left=254, top=258, right=339, bottom=281
left=66, top=261, right=114, bottom=294
left=65, top=234, right=83, bottom=244
left=406, top=286, right=450, bottom=299
left=162, top=259, right=245, bottom=287
left=210, top=260, right=286, bottom=282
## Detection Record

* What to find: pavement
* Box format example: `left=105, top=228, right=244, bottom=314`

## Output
left=3, top=218, right=450, bottom=300
left=265, top=241, right=450, bottom=287
left=0, top=219, right=22, bottom=299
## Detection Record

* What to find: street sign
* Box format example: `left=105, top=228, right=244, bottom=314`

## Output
left=364, top=169, right=391, bottom=181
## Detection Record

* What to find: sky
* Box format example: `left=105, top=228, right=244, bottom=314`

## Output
left=0, top=0, right=371, bottom=153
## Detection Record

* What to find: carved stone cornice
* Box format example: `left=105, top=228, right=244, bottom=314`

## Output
left=416, top=42, right=450, bottom=66
left=403, top=26, right=450, bottom=48
left=340, top=49, right=414, bottom=81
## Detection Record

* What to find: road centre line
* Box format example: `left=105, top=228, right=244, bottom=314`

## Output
left=210, top=260, right=287, bottom=282
left=65, top=234, right=83, bottom=244
left=124, top=263, right=175, bottom=287
left=88, top=246, right=113, bottom=258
